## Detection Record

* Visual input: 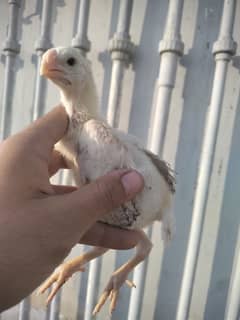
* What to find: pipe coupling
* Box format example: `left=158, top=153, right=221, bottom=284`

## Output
left=159, top=38, right=184, bottom=56
left=109, top=33, right=135, bottom=65
left=35, top=38, right=52, bottom=53
left=8, top=0, right=21, bottom=6
left=72, top=36, right=91, bottom=54
left=212, top=37, right=237, bottom=56
left=3, top=38, right=20, bottom=54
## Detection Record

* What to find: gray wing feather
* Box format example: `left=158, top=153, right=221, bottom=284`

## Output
left=143, top=149, right=176, bottom=193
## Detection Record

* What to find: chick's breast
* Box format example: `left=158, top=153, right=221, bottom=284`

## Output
left=75, top=119, right=170, bottom=230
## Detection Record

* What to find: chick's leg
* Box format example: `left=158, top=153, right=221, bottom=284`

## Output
left=38, top=246, right=108, bottom=304
left=93, top=230, right=152, bottom=316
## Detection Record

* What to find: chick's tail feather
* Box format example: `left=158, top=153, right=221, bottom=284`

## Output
left=161, top=207, right=175, bottom=246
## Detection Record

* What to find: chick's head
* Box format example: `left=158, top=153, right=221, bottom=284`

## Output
left=40, top=47, right=93, bottom=97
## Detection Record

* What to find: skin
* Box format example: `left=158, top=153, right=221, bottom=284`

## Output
left=0, top=105, right=144, bottom=311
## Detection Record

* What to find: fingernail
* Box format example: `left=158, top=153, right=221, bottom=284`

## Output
left=121, top=171, right=144, bottom=198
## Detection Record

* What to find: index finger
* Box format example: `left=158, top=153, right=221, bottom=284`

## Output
left=22, top=105, right=68, bottom=156
left=80, top=222, right=139, bottom=249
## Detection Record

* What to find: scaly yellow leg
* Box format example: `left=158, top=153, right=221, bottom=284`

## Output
left=92, top=230, right=153, bottom=316
left=38, top=246, right=108, bottom=304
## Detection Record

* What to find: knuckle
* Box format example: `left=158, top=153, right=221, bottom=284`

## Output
left=95, top=179, right=120, bottom=211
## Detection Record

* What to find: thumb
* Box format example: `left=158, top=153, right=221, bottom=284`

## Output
left=48, top=169, right=144, bottom=235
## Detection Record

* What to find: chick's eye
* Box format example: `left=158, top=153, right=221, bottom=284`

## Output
left=67, top=57, right=76, bottom=66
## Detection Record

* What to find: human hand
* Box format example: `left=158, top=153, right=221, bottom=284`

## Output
left=0, top=106, right=144, bottom=310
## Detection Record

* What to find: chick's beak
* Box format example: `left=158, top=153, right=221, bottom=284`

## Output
left=40, top=48, right=58, bottom=76
left=40, top=49, right=71, bottom=85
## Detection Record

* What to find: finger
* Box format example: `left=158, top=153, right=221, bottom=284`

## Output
left=49, top=150, right=69, bottom=176
left=51, top=185, right=77, bottom=195
left=79, top=222, right=139, bottom=249
left=47, top=169, right=144, bottom=232
left=22, top=106, right=68, bottom=156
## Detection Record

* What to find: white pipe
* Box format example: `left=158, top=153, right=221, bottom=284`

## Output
left=107, top=60, right=125, bottom=127
left=72, top=2, right=98, bottom=317
left=0, top=0, right=21, bottom=140
left=224, top=229, right=240, bottom=320
left=18, top=299, right=30, bottom=320
left=117, top=0, right=133, bottom=36
left=33, top=0, right=54, bottom=121
left=0, top=55, right=15, bottom=140
left=149, top=52, right=179, bottom=155
left=84, top=258, right=101, bottom=320
left=149, top=0, right=184, bottom=155
left=127, top=1, right=184, bottom=319
left=164, top=0, right=184, bottom=36
left=47, top=172, right=66, bottom=320
left=176, top=1, right=237, bottom=319
left=33, top=1, right=56, bottom=318
left=72, top=0, right=91, bottom=55
left=176, top=60, right=228, bottom=320
left=49, top=293, right=61, bottom=320
left=127, top=228, right=153, bottom=320
left=83, top=1, right=134, bottom=316
left=107, top=0, right=134, bottom=127
left=1, top=1, right=29, bottom=318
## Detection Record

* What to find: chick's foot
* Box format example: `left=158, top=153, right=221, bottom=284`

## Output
left=38, top=260, right=85, bottom=304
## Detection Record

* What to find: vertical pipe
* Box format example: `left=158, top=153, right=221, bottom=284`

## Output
left=33, top=1, right=55, bottom=319
left=76, top=246, right=90, bottom=319
left=107, top=60, right=125, bottom=127
left=2, top=1, right=26, bottom=317
left=176, top=1, right=237, bottom=319
left=127, top=1, right=184, bottom=319
left=0, top=0, right=21, bottom=141
left=33, top=0, right=54, bottom=121
left=71, top=0, right=91, bottom=56
left=224, top=230, right=240, bottom=320
left=149, top=53, right=179, bottom=155
left=48, top=174, right=64, bottom=320
left=84, top=258, right=101, bottom=320
left=51, top=1, right=91, bottom=312
left=19, top=0, right=54, bottom=318
left=148, top=0, right=184, bottom=155
left=71, top=1, right=93, bottom=318
left=117, top=0, right=133, bottom=36
left=127, top=228, right=152, bottom=320
left=107, top=0, right=135, bottom=127
left=18, top=299, right=31, bottom=320
left=49, top=293, right=61, bottom=320
left=48, top=170, right=62, bottom=320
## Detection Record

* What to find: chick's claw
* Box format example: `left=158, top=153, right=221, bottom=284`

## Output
left=93, top=288, right=120, bottom=316
left=125, top=279, right=136, bottom=288
left=38, top=262, right=85, bottom=304
left=92, top=274, right=136, bottom=316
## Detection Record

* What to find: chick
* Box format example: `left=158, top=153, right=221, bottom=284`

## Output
left=38, top=47, right=176, bottom=315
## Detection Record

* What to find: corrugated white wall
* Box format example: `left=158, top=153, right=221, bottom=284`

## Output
left=0, top=1, right=240, bottom=319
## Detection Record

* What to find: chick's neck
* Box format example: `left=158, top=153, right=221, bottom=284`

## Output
left=60, top=82, right=99, bottom=119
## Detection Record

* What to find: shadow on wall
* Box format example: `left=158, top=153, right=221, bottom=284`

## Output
left=99, top=0, right=119, bottom=117
left=128, top=0, right=167, bottom=146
